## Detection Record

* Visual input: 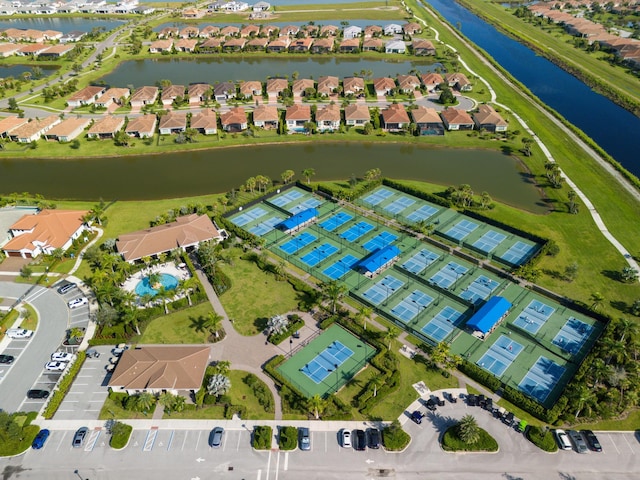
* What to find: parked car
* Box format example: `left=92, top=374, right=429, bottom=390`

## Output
left=6, top=328, right=33, bottom=339
left=32, top=429, right=50, bottom=449
left=27, top=389, right=50, bottom=399
left=85, top=349, right=100, bottom=359
left=568, top=429, right=588, bottom=453
left=0, top=354, right=15, bottom=364
left=354, top=429, right=367, bottom=451
left=72, top=427, right=88, bottom=448
left=410, top=410, right=425, bottom=424
left=68, top=297, right=88, bottom=309
left=466, top=394, right=477, bottom=407
left=209, top=427, right=224, bottom=448
left=367, top=428, right=380, bottom=449
left=299, top=427, right=310, bottom=451
left=45, top=361, right=67, bottom=372
left=341, top=429, right=351, bottom=448
left=51, top=352, right=75, bottom=362
left=425, top=398, right=437, bottom=411
left=554, top=429, right=572, bottom=451
left=581, top=430, right=602, bottom=452
left=57, top=282, right=77, bottom=295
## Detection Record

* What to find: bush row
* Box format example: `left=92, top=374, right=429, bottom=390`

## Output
left=252, top=426, right=273, bottom=450
left=525, top=425, right=558, bottom=452
left=268, top=317, right=305, bottom=345
left=43, top=351, right=87, bottom=419
left=278, top=426, right=298, bottom=450
left=382, top=178, right=452, bottom=208
left=244, top=373, right=275, bottom=413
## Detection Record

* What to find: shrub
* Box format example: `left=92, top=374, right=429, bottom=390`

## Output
left=252, top=425, right=273, bottom=450
left=441, top=425, right=498, bottom=452
left=224, top=404, right=247, bottom=419
left=109, top=421, right=132, bottom=449
left=42, top=351, right=86, bottom=419
left=382, top=420, right=411, bottom=451
left=268, top=317, right=304, bottom=345
left=525, top=425, right=558, bottom=452
left=278, top=426, right=298, bottom=450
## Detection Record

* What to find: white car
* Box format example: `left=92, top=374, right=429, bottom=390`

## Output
left=51, top=352, right=76, bottom=362
left=341, top=429, right=352, bottom=448
left=6, top=328, right=34, bottom=339
left=45, top=361, right=68, bottom=372
left=68, top=297, right=88, bottom=309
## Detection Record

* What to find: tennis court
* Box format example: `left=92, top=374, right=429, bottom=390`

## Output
left=339, top=221, right=374, bottom=242
left=384, top=196, right=416, bottom=215
left=300, top=243, right=339, bottom=267
left=500, top=241, right=536, bottom=265
left=279, top=232, right=316, bottom=255
left=477, top=335, right=524, bottom=377
left=231, top=207, right=268, bottom=227
left=518, top=356, right=566, bottom=403
left=390, top=290, right=434, bottom=323
left=552, top=317, right=594, bottom=355
left=289, top=198, right=322, bottom=214
left=362, top=231, right=398, bottom=252
left=460, top=275, right=499, bottom=304
left=301, top=340, right=355, bottom=384
left=405, top=204, right=439, bottom=223
left=248, top=216, right=284, bottom=236
left=512, top=299, right=555, bottom=334
left=473, top=230, right=507, bottom=253
left=270, top=189, right=304, bottom=207
left=362, top=188, right=394, bottom=206
left=421, top=306, right=465, bottom=342
left=429, top=262, right=468, bottom=289
left=361, top=275, right=405, bottom=305
left=444, top=219, right=479, bottom=241
left=322, top=255, right=359, bottom=280
left=400, top=248, right=440, bottom=274
left=319, top=212, right=354, bottom=232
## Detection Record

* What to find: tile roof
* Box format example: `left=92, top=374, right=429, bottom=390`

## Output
left=266, top=78, right=289, bottom=93
left=125, top=114, right=157, bottom=134
left=239, top=80, right=262, bottom=95
left=0, top=116, right=28, bottom=134
left=473, top=104, right=507, bottom=127
left=381, top=103, right=410, bottom=124
left=45, top=117, right=90, bottom=137
left=220, top=106, right=247, bottom=126
left=161, top=85, right=186, bottom=101
left=291, top=78, right=314, bottom=93
left=88, top=115, right=125, bottom=134
left=286, top=104, right=311, bottom=121
left=252, top=104, right=278, bottom=121
left=441, top=107, right=474, bottom=125
left=188, top=83, right=211, bottom=98
left=343, top=76, right=365, bottom=93
left=315, top=103, right=341, bottom=122
left=190, top=109, right=217, bottom=129
left=344, top=104, right=370, bottom=120
left=10, top=115, right=60, bottom=139
left=4, top=209, right=88, bottom=252
left=421, top=73, right=444, bottom=86
left=68, top=85, right=106, bottom=103
left=373, top=77, right=396, bottom=92
left=130, top=86, right=159, bottom=102
left=411, top=106, right=442, bottom=124
left=159, top=111, right=187, bottom=129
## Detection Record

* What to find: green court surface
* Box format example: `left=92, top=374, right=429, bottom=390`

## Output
left=277, top=325, right=377, bottom=398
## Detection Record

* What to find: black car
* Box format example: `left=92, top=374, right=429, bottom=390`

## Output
left=503, top=412, right=515, bottom=427
left=367, top=428, right=380, bottom=449
left=425, top=398, right=437, bottom=411
left=27, top=389, right=50, bottom=399
left=467, top=394, right=477, bottom=407
left=0, top=354, right=14, bottom=364
left=410, top=410, right=424, bottom=424
left=354, top=429, right=367, bottom=451
left=581, top=430, right=602, bottom=452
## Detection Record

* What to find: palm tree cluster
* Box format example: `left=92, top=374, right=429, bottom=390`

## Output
left=457, top=415, right=481, bottom=444
left=444, top=184, right=493, bottom=210
left=148, top=203, right=208, bottom=227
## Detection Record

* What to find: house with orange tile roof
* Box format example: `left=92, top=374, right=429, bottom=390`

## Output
left=0, top=43, right=20, bottom=57
left=362, top=38, right=383, bottom=52
left=373, top=77, right=397, bottom=96
left=315, top=103, right=341, bottom=132
left=440, top=107, right=474, bottom=131
left=9, top=115, right=61, bottom=143
left=179, top=25, right=200, bottom=38
left=158, top=26, right=179, bottom=38
left=175, top=38, right=198, bottom=52
left=130, top=86, right=159, bottom=108
left=188, top=83, right=211, bottom=105
left=339, top=38, right=360, bottom=53
left=246, top=37, right=269, bottom=50
left=220, top=25, right=240, bottom=37
left=316, top=76, right=339, bottom=97
left=285, top=104, right=311, bottom=133
left=280, top=25, right=299, bottom=36
left=403, top=22, right=422, bottom=36
left=239, top=81, right=263, bottom=98
left=3, top=209, right=89, bottom=258
left=159, top=111, right=187, bottom=135
left=310, top=37, right=334, bottom=54
left=364, top=25, right=382, bottom=38
left=472, top=104, right=508, bottom=132
left=266, top=77, right=289, bottom=96
left=17, top=43, right=51, bottom=57
left=343, top=76, right=365, bottom=96
left=266, top=37, right=290, bottom=52
left=412, top=39, right=436, bottom=56
left=381, top=103, right=410, bottom=132
left=43, top=117, right=91, bottom=142
left=396, top=74, right=421, bottom=93
left=240, top=24, right=260, bottom=37
left=199, top=25, right=220, bottom=38
left=0, top=116, right=29, bottom=138
left=320, top=25, right=339, bottom=36
left=220, top=107, right=247, bottom=132
left=344, top=104, right=370, bottom=127
left=87, top=116, right=126, bottom=139
left=125, top=114, right=157, bottom=138
left=420, top=72, right=444, bottom=91
left=149, top=39, right=173, bottom=53
left=260, top=25, right=278, bottom=36
left=67, top=85, right=106, bottom=108
left=95, top=87, right=130, bottom=108
left=444, top=72, right=472, bottom=91
left=190, top=109, right=217, bottom=135
left=198, top=38, right=223, bottom=52
left=161, top=85, right=186, bottom=107
left=291, top=78, right=315, bottom=97
left=411, top=106, right=444, bottom=135
left=223, top=37, right=247, bottom=52
left=38, top=44, right=74, bottom=58
left=289, top=37, right=313, bottom=53
left=252, top=105, right=279, bottom=129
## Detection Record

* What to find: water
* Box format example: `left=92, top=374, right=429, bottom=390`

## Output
left=155, top=19, right=394, bottom=31
left=0, top=64, right=59, bottom=79
left=135, top=273, right=178, bottom=297
left=100, top=57, right=440, bottom=87
left=0, top=143, right=546, bottom=212
left=0, top=17, right=125, bottom=34
left=424, top=0, right=640, bottom=177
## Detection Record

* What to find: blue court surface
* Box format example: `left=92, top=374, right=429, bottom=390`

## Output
left=512, top=300, right=555, bottom=334
left=477, top=335, right=524, bottom=377
left=473, top=230, right=507, bottom=253
left=384, top=196, right=416, bottom=215
left=340, top=221, right=374, bottom=242
left=390, top=290, right=434, bottom=323
left=231, top=207, right=267, bottom=227
left=501, top=241, right=536, bottom=265
left=444, top=219, right=478, bottom=241
left=322, top=255, right=359, bottom=280
left=288, top=198, right=322, bottom=214
left=552, top=317, right=594, bottom=355
left=319, top=212, right=354, bottom=232
left=401, top=248, right=440, bottom=274
left=248, top=216, right=284, bottom=236
left=362, top=188, right=394, bottom=206
left=279, top=232, right=316, bottom=255
left=429, top=262, right=468, bottom=289
left=405, top=204, right=439, bottom=223
left=518, top=356, right=566, bottom=403
left=300, top=243, right=339, bottom=267
left=301, top=340, right=354, bottom=384
left=421, top=306, right=464, bottom=342
left=270, top=190, right=304, bottom=207
left=362, top=231, right=398, bottom=252
left=460, top=275, right=499, bottom=304
left=361, top=275, right=405, bottom=305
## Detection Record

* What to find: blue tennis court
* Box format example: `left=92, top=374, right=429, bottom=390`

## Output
left=322, top=255, right=359, bottom=280
left=390, top=290, right=434, bottom=323
left=361, top=275, right=405, bottom=305
left=248, top=216, right=284, bottom=236
left=319, top=212, right=353, bottom=232
left=444, top=219, right=478, bottom=241
left=518, top=356, right=566, bottom=403
left=289, top=198, right=322, bottom=214
left=477, top=335, right=524, bottom=377
left=501, top=241, right=536, bottom=265
left=552, top=317, right=594, bottom=355
left=384, top=196, right=416, bottom=215
left=279, top=232, right=316, bottom=255
left=270, top=190, right=304, bottom=207
left=429, top=262, right=468, bottom=289
left=421, top=306, right=464, bottom=342
left=405, top=204, right=439, bottom=223
left=362, top=188, right=394, bottom=206
left=473, top=230, right=507, bottom=253
left=400, top=248, right=440, bottom=274
left=301, top=340, right=354, bottom=384
left=340, top=221, right=374, bottom=242
left=231, top=207, right=268, bottom=227
left=300, top=243, right=339, bottom=267
left=512, top=300, right=555, bottom=334
left=362, top=231, right=398, bottom=252
left=460, top=275, right=499, bottom=304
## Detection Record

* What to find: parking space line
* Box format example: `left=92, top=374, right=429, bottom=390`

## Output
left=85, top=429, right=101, bottom=452
left=265, top=451, right=271, bottom=480
left=143, top=427, right=158, bottom=452
left=256, top=469, right=261, bottom=480
left=181, top=431, right=188, bottom=451
left=275, top=451, right=281, bottom=480
left=194, top=430, right=201, bottom=450
left=167, top=430, right=174, bottom=451
left=237, top=431, right=242, bottom=451
left=622, top=434, right=636, bottom=454
left=608, top=434, right=621, bottom=454
left=284, top=452, right=289, bottom=471
left=55, top=432, right=66, bottom=451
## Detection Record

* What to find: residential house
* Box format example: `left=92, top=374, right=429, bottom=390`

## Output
left=107, top=346, right=211, bottom=395
left=310, top=37, right=333, bottom=54
left=158, top=111, right=187, bottom=135
left=472, top=104, right=508, bottom=132
left=285, top=104, right=311, bottom=133
left=302, top=24, right=319, bottom=37
left=223, top=37, right=246, bottom=52
left=0, top=116, right=28, bottom=138
left=266, top=77, right=289, bottom=97
left=342, top=76, right=365, bottom=96
left=0, top=43, right=20, bottom=57
left=149, top=39, right=173, bottom=53
left=9, top=116, right=60, bottom=143
left=444, top=72, right=472, bottom=91
left=385, top=40, right=406, bottom=54
left=315, top=103, right=341, bottom=132
left=239, top=80, right=262, bottom=98
left=42, top=30, right=64, bottom=41
left=279, top=25, right=299, bottom=36
left=3, top=209, right=89, bottom=259
left=175, top=38, right=198, bottom=52
left=60, top=30, right=85, bottom=43
left=339, top=38, right=360, bottom=53
left=220, top=25, right=240, bottom=37
left=252, top=1, right=271, bottom=11
left=246, top=37, right=269, bottom=50
left=410, top=106, right=444, bottom=135
left=260, top=25, right=278, bottom=36
left=288, top=37, right=313, bottom=53
left=66, top=85, right=106, bottom=108
left=38, top=44, right=74, bottom=58
left=130, top=86, right=159, bottom=108
left=95, top=87, right=130, bottom=108
left=17, top=44, right=50, bottom=57
left=316, top=76, right=339, bottom=97
left=440, top=107, right=474, bottom=131
left=412, top=39, right=435, bottom=56
left=87, top=116, right=125, bottom=139
left=383, top=24, right=403, bottom=35
left=396, top=74, right=420, bottom=93
left=381, top=103, right=410, bottom=132
left=158, top=27, right=179, bottom=38
left=190, top=109, right=217, bottom=135
left=362, top=38, right=383, bottom=52
left=199, top=25, right=220, bottom=38
left=319, top=25, right=339, bottom=36
left=209, top=0, right=249, bottom=12
left=198, top=38, right=223, bottom=52
left=240, top=24, right=260, bottom=37
left=44, top=117, right=90, bottom=142
left=181, top=8, right=206, bottom=18
left=344, top=104, right=370, bottom=126
left=267, top=38, right=290, bottom=52
left=343, top=25, right=362, bottom=39
left=364, top=25, right=382, bottom=38
left=161, top=85, right=186, bottom=107
left=373, top=77, right=396, bottom=96
left=252, top=104, right=279, bottom=129
left=180, top=25, right=199, bottom=38
left=420, top=72, right=444, bottom=92
left=188, top=83, right=211, bottom=105
left=291, top=78, right=315, bottom=97
left=213, top=82, right=236, bottom=102
left=125, top=114, right=157, bottom=138
left=402, top=22, right=422, bottom=36
left=220, top=107, right=247, bottom=132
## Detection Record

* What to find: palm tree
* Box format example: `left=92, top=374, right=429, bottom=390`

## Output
left=156, top=286, right=172, bottom=314
left=590, top=291, right=604, bottom=312
left=136, top=392, right=156, bottom=413
left=180, top=277, right=199, bottom=306
left=245, top=177, right=257, bottom=194
left=301, top=168, right=316, bottom=185
left=431, top=342, right=450, bottom=365
left=621, top=266, right=639, bottom=283
left=383, top=326, right=399, bottom=351
left=355, top=306, right=373, bottom=331
left=307, top=394, right=326, bottom=419
left=571, top=385, right=596, bottom=419
left=321, top=281, right=347, bottom=314
left=213, top=360, right=231, bottom=376
left=207, top=374, right=231, bottom=397
left=205, top=311, right=224, bottom=338
left=457, top=415, right=480, bottom=444
left=567, top=190, right=579, bottom=214
left=173, top=395, right=186, bottom=412
left=280, top=169, right=295, bottom=184
left=615, top=317, right=639, bottom=343
left=590, top=358, right=613, bottom=389
left=159, top=392, right=176, bottom=413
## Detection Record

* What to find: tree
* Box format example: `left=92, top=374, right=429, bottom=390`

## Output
left=7, top=97, right=18, bottom=110
left=457, top=415, right=480, bottom=444
left=630, top=299, right=640, bottom=316
left=364, top=168, right=382, bottom=181
left=615, top=317, right=639, bottom=343
left=114, top=130, right=130, bottom=147
left=266, top=314, right=289, bottom=336
left=159, top=392, right=177, bottom=413
left=567, top=190, right=579, bottom=214
left=564, top=263, right=579, bottom=282
left=438, top=87, right=455, bottom=105
left=307, top=394, right=326, bottom=419
left=19, top=265, right=32, bottom=278
left=302, top=168, right=316, bottom=185
left=384, top=326, right=399, bottom=351
left=620, top=266, right=638, bottom=283
left=363, top=122, right=374, bottom=135
left=213, top=360, right=231, bottom=376
left=570, top=385, right=596, bottom=419
left=590, top=292, right=604, bottom=312
left=321, top=281, right=347, bottom=314
left=355, top=305, right=373, bottom=330
left=521, top=137, right=534, bottom=156
left=207, top=374, right=231, bottom=397
left=135, top=392, right=156, bottom=413
left=281, top=169, right=295, bottom=184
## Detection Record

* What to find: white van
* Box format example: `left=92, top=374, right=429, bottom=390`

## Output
left=554, top=429, right=572, bottom=450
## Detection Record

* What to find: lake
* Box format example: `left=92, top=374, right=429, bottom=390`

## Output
left=0, top=17, right=125, bottom=34
left=0, top=64, right=59, bottom=79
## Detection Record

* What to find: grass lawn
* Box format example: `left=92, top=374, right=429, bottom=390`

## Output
left=335, top=365, right=382, bottom=421
left=163, top=404, right=226, bottom=420
left=19, top=304, right=38, bottom=331
left=441, top=425, right=499, bottom=452
left=218, top=249, right=300, bottom=336
left=98, top=397, right=157, bottom=420
left=0, top=310, right=19, bottom=336
left=228, top=370, right=275, bottom=420
left=577, top=410, right=640, bottom=431
left=137, top=302, right=214, bottom=344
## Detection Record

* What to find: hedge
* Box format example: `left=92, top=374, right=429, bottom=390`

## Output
left=525, top=425, right=558, bottom=452
left=224, top=404, right=248, bottom=419
left=278, top=426, right=298, bottom=450
left=42, top=351, right=86, bottom=419
left=382, top=178, right=452, bottom=208
left=252, top=425, right=273, bottom=450
left=382, top=421, right=411, bottom=451
left=441, top=425, right=499, bottom=452
left=244, top=373, right=274, bottom=413
left=268, top=317, right=305, bottom=345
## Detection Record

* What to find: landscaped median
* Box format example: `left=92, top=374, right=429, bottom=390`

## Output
left=278, top=426, right=298, bottom=451
left=109, top=421, right=133, bottom=450
left=252, top=425, right=273, bottom=450
left=42, top=351, right=86, bottom=419
left=441, top=415, right=498, bottom=452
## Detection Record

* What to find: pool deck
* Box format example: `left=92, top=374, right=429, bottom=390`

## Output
left=121, top=262, right=192, bottom=299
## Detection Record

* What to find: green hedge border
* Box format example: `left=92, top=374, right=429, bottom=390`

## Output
left=42, top=351, right=86, bottom=419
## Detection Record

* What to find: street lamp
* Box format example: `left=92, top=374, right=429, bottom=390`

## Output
left=450, top=266, right=462, bottom=290
left=419, top=251, right=428, bottom=276
left=383, top=284, right=390, bottom=306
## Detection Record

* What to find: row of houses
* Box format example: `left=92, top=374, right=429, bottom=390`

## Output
left=0, top=42, right=75, bottom=58
left=0, top=0, right=154, bottom=15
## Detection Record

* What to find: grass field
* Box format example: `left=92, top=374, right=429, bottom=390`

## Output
left=227, top=370, right=275, bottom=420
left=137, top=302, right=215, bottom=344
left=99, top=397, right=157, bottom=420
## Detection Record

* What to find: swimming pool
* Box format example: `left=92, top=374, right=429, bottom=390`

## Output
left=135, top=273, right=179, bottom=297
